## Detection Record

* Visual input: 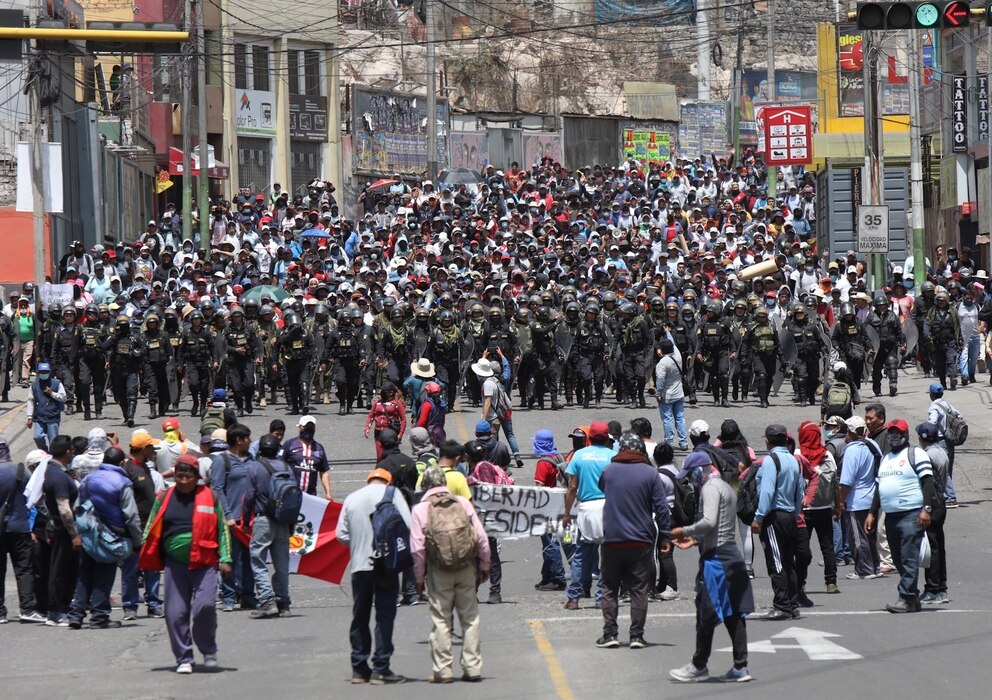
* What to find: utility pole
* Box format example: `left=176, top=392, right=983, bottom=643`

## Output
left=765, top=0, right=776, bottom=199
left=864, top=35, right=886, bottom=289
left=29, top=5, right=46, bottom=300
left=697, top=0, right=711, bottom=100
left=907, top=29, right=926, bottom=290
left=195, top=0, right=209, bottom=244
left=181, top=0, right=193, bottom=243
left=730, top=5, right=745, bottom=161
left=425, top=0, right=437, bottom=182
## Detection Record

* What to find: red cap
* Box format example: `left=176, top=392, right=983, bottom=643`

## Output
left=886, top=419, right=909, bottom=433
left=588, top=421, right=610, bottom=439
left=162, top=417, right=180, bottom=432
left=174, top=454, right=199, bottom=471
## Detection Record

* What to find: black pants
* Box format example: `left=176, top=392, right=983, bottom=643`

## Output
left=924, top=515, right=947, bottom=594
left=110, top=370, right=140, bottom=419
left=752, top=353, right=776, bottom=400
left=186, top=364, right=212, bottom=409
left=804, top=509, right=838, bottom=586
left=77, top=358, right=106, bottom=413
left=228, top=359, right=255, bottom=410
left=872, top=346, right=899, bottom=392
left=349, top=569, right=399, bottom=674
left=694, top=614, right=748, bottom=670
left=0, top=531, right=38, bottom=617
left=656, top=544, right=678, bottom=592
left=794, top=525, right=813, bottom=592
left=600, top=543, right=654, bottom=638
left=48, top=529, right=78, bottom=617
left=285, top=360, right=309, bottom=412
left=760, top=510, right=800, bottom=613
left=144, top=362, right=170, bottom=414
left=487, top=536, right=502, bottom=595
left=31, top=531, right=50, bottom=615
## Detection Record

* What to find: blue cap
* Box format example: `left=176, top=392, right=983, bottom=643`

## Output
left=676, top=451, right=713, bottom=480
left=37, top=362, right=51, bottom=372
left=475, top=420, right=492, bottom=435
left=928, top=382, right=944, bottom=395
left=211, top=388, right=227, bottom=401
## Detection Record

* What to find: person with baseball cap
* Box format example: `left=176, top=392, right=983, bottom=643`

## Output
left=838, top=416, right=883, bottom=580
left=282, top=415, right=331, bottom=500
left=865, top=419, right=934, bottom=613
left=749, top=424, right=805, bottom=621
left=915, top=422, right=949, bottom=605
left=337, top=467, right=412, bottom=684
left=561, top=421, right=615, bottom=610
left=822, top=415, right=853, bottom=566
left=27, top=362, right=67, bottom=452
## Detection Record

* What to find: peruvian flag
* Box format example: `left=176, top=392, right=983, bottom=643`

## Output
left=288, top=494, right=350, bottom=584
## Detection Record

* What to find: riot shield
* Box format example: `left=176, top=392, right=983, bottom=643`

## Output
left=902, top=317, right=919, bottom=359
left=167, top=358, right=180, bottom=405
left=555, top=323, right=575, bottom=362
left=459, top=332, right=477, bottom=379
left=779, top=327, right=798, bottom=366
left=515, top=323, right=533, bottom=358
left=864, top=325, right=881, bottom=354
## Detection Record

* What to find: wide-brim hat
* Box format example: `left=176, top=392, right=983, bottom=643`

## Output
left=471, top=359, right=494, bottom=377
left=411, top=358, right=435, bottom=378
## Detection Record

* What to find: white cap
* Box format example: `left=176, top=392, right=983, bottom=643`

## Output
left=833, top=361, right=847, bottom=372
left=845, top=416, right=867, bottom=434
left=893, top=265, right=904, bottom=274
left=689, top=420, right=710, bottom=438
left=298, top=415, right=317, bottom=428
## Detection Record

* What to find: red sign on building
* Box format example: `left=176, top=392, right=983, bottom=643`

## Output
left=763, top=105, right=813, bottom=166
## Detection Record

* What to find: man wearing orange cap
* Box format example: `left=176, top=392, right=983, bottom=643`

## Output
left=122, top=431, right=164, bottom=619
left=337, top=468, right=412, bottom=685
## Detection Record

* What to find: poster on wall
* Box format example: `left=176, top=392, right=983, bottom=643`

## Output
left=351, top=85, right=449, bottom=176
left=235, top=89, right=277, bottom=137
left=523, top=132, right=563, bottom=167
left=678, top=101, right=729, bottom=159
left=621, top=129, right=672, bottom=164
left=740, top=70, right=817, bottom=144
left=449, top=131, right=489, bottom=172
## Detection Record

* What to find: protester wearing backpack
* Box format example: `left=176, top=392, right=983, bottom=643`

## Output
left=246, top=435, right=302, bottom=620
left=199, top=388, right=236, bottom=439
left=410, top=466, right=490, bottom=684
left=533, top=429, right=570, bottom=591
left=821, top=362, right=857, bottom=420
left=337, top=468, right=412, bottom=685
left=797, top=421, right=841, bottom=595
left=927, top=382, right=965, bottom=507
left=465, top=440, right=513, bottom=605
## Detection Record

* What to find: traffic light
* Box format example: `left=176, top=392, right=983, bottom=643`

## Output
left=854, top=2, right=971, bottom=29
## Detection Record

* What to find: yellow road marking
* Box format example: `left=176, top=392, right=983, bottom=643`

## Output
left=528, top=619, right=575, bottom=700
left=452, top=400, right=471, bottom=442
left=0, top=402, right=26, bottom=433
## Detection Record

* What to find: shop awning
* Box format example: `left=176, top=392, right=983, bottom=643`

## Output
left=168, top=146, right=229, bottom=179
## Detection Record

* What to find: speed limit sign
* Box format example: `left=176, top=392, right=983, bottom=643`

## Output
left=857, top=205, right=889, bottom=254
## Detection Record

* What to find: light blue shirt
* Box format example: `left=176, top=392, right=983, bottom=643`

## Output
left=838, top=439, right=880, bottom=511
left=565, top=444, right=616, bottom=502
left=878, top=447, right=932, bottom=514
left=754, top=446, right=804, bottom=523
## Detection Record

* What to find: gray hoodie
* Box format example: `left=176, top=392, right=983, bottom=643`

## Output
left=70, top=428, right=109, bottom=480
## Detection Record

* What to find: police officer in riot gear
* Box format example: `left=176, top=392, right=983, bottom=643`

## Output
left=576, top=303, right=608, bottom=409
left=181, top=310, right=215, bottom=417
left=741, top=306, right=779, bottom=408
left=77, top=304, right=108, bottom=420
left=107, top=315, right=145, bottom=427
left=695, top=301, right=733, bottom=407
left=831, top=302, right=870, bottom=390
left=224, top=305, right=262, bottom=415
left=142, top=312, right=173, bottom=419
left=925, top=290, right=962, bottom=391
left=866, top=293, right=905, bottom=397
left=274, top=312, right=314, bottom=415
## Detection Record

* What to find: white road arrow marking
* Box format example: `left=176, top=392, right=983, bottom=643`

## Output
left=718, top=626, right=862, bottom=661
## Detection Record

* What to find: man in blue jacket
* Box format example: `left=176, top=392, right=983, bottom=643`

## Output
left=750, top=424, right=805, bottom=620
left=68, top=447, right=143, bottom=628
left=247, top=435, right=294, bottom=619
left=0, top=439, right=45, bottom=624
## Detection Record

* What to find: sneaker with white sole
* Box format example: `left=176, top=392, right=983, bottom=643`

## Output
left=722, top=666, right=752, bottom=682
left=669, top=662, right=709, bottom=682
left=595, top=634, right=620, bottom=648
left=657, top=586, right=680, bottom=601
left=203, top=655, right=218, bottom=669
left=18, top=611, right=46, bottom=623
left=176, top=662, right=193, bottom=674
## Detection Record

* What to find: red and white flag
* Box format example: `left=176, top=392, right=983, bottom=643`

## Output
left=288, top=493, right=350, bottom=584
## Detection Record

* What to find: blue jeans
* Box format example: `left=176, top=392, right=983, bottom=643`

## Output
left=350, top=568, right=399, bottom=674
left=566, top=541, right=602, bottom=603
left=249, top=516, right=290, bottom=608
left=944, top=441, right=958, bottom=503
left=959, top=335, right=980, bottom=378
left=490, top=414, right=521, bottom=456
left=68, top=550, right=118, bottom=624
left=32, top=419, right=60, bottom=451
left=121, top=551, right=162, bottom=612
left=540, top=533, right=571, bottom=585
left=658, top=398, right=687, bottom=447
left=833, top=518, right=852, bottom=562
left=220, top=538, right=256, bottom=607
left=884, top=510, right=924, bottom=603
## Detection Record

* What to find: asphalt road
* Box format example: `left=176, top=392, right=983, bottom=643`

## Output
left=3, top=366, right=992, bottom=698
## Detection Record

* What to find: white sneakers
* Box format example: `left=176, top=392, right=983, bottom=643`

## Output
left=176, top=663, right=193, bottom=674
left=657, top=586, right=680, bottom=601
left=670, top=663, right=751, bottom=683
left=669, top=662, right=709, bottom=682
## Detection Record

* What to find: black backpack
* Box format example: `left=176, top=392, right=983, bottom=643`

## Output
left=670, top=477, right=698, bottom=528
left=370, top=485, right=413, bottom=574
left=701, top=444, right=745, bottom=485
left=736, top=453, right=781, bottom=525
left=259, top=458, right=303, bottom=526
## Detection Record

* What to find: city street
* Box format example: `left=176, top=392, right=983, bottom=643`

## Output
left=3, top=366, right=991, bottom=698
